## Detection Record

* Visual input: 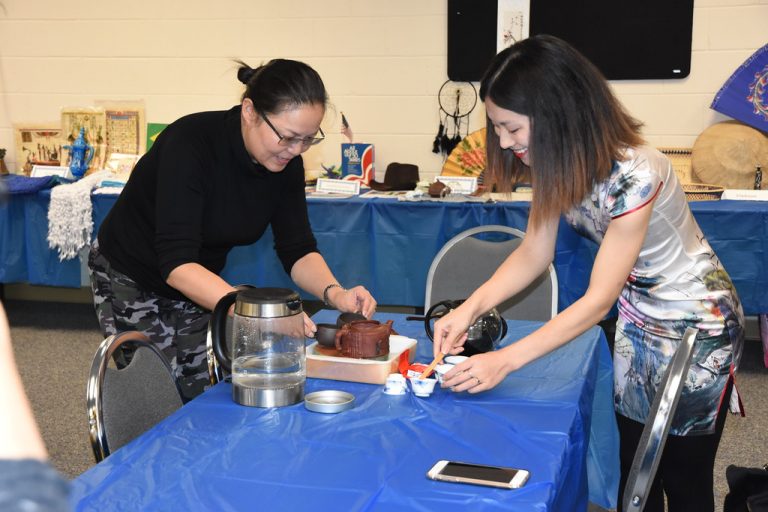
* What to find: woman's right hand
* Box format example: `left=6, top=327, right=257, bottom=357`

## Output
left=432, top=306, right=474, bottom=358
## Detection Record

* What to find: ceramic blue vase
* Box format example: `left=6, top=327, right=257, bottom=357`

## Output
left=64, top=127, right=94, bottom=179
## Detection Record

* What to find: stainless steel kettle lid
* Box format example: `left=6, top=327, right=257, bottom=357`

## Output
left=234, top=287, right=303, bottom=318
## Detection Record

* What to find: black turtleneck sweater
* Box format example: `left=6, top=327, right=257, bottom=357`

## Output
left=97, top=105, right=318, bottom=302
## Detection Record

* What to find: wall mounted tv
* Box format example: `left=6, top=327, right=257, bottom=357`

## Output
left=448, top=0, right=694, bottom=81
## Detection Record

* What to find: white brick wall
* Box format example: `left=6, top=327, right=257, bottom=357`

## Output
left=0, top=0, right=765, bottom=180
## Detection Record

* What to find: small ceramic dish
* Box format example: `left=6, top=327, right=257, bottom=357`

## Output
left=304, top=390, right=355, bottom=414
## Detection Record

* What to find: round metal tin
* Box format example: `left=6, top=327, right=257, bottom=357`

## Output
left=304, top=390, right=355, bottom=414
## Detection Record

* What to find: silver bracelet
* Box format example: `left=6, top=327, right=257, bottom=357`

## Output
left=322, top=283, right=344, bottom=307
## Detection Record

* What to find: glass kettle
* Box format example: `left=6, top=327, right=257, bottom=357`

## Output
left=211, top=287, right=305, bottom=407
left=424, top=299, right=508, bottom=356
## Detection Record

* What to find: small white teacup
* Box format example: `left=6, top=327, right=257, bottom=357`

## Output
left=383, top=373, right=407, bottom=395
left=433, top=363, right=454, bottom=384
left=444, top=355, right=469, bottom=365
left=410, top=377, right=437, bottom=397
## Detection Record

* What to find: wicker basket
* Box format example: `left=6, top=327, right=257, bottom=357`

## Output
left=682, top=183, right=725, bottom=201
left=658, top=147, right=694, bottom=184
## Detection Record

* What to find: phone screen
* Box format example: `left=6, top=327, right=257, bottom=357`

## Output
left=439, top=462, right=521, bottom=483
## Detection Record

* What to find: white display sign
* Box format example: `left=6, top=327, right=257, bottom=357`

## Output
left=721, top=189, right=768, bottom=201
left=315, top=178, right=360, bottom=195
left=435, top=175, right=478, bottom=195
left=30, top=165, right=74, bottom=179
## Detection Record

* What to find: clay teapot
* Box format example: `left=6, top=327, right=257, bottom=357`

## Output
left=335, top=320, right=394, bottom=359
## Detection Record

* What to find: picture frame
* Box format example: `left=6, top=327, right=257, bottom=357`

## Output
left=435, top=175, right=479, bottom=194
left=13, top=123, right=65, bottom=175
left=61, top=107, right=107, bottom=171
left=30, top=165, right=74, bottom=180
left=104, top=152, right=140, bottom=181
left=95, top=100, right=146, bottom=157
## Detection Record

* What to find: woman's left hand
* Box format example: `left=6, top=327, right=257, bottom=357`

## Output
left=331, top=285, right=377, bottom=318
left=303, top=312, right=317, bottom=338
left=441, top=350, right=514, bottom=394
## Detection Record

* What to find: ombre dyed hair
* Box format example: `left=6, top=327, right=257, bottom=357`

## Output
left=480, top=35, right=644, bottom=227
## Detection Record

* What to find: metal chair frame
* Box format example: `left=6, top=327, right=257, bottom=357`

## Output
left=86, top=331, right=182, bottom=462
left=622, top=327, right=699, bottom=511
left=425, top=225, right=558, bottom=320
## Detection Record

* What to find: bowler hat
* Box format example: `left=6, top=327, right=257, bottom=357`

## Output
left=369, top=162, right=420, bottom=191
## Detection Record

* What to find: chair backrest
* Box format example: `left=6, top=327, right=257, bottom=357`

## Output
left=87, top=331, right=183, bottom=463
left=425, top=225, right=558, bottom=321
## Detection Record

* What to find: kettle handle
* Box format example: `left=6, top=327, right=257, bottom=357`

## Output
left=424, top=299, right=463, bottom=342
left=497, top=314, right=508, bottom=342
left=210, top=290, right=240, bottom=373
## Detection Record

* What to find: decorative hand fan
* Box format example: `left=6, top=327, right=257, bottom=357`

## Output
left=710, top=43, right=768, bottom=134
left=441, top=127, right=487, bottom=177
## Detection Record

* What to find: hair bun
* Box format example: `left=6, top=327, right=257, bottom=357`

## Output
left=237, top=65, right=256, bottom=85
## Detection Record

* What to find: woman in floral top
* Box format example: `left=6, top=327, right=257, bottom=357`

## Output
left=433, top=35, right=744, bottom=512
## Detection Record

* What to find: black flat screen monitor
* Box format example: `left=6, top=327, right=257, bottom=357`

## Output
left=448, top=0, right=694, bottom=81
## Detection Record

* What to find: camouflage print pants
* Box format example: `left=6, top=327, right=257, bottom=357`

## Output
left=88, top=240, right=210, bottom=402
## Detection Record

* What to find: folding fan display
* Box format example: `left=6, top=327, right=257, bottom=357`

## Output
left=441, top=127, right=487, bottom=177
left=710, top=43, right=768, bottom=134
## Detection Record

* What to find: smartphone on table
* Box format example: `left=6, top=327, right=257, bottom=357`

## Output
left=426, top=460, right=530, bottom=489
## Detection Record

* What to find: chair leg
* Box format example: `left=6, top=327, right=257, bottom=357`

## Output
left=621, top=327, right=698, bottom=512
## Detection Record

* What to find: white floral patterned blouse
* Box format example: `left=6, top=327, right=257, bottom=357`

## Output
left=564, top=146, right=744, bottom=435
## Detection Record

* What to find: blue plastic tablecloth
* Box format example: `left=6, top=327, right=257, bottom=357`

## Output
left=224, top=198, right=768, bottom=315
left=2, top=193, right=766, bottom=316
left=70, top=312, right=617, bottom=511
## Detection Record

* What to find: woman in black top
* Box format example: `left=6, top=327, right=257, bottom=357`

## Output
left=89, top=59, right=376, bottom=401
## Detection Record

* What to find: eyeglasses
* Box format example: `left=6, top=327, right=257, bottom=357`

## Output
left=259, top=111, right=325, bottom=148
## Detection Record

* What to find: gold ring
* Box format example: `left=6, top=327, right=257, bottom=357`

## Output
left=475, top=377, right=481, bottom=386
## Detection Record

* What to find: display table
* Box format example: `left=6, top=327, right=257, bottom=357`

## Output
left=3, top=191, right=765, bottom=316
left=69, top=311, right=618, bottom=511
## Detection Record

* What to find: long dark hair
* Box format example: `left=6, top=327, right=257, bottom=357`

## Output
left=480, top=35, right=644, bottom=227
left=236, top=59, right=328, bottom=114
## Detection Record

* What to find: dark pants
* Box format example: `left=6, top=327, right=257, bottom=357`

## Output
left=88, top=240, right=211, bottom=402
left=617, top=378, right=733, bottom=512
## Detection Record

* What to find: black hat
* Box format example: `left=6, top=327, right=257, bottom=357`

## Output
left=369, top=162, right=420, bottom=191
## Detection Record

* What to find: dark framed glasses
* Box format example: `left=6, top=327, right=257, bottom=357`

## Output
left=259, top=111, right=325, bottom=148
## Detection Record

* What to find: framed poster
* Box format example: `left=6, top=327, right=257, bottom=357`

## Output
left=61, top=107, right=107, bottom=171
left=104, top=152, right=140, bottom=181
left=96, top=100, right=146, bottom=156
left=13, top=124, right=65, bottom=175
